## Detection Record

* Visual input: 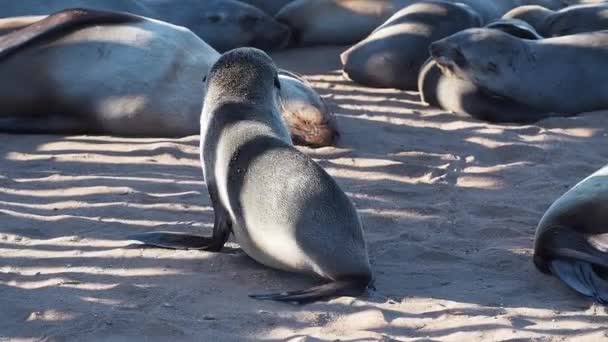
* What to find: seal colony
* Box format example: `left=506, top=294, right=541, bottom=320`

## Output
left=2, top=0, right=608, bottom=307
left=130, top=48, right=373, bottom=303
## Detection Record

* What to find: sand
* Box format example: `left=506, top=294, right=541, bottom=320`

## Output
left=1, top=46, right=607, bottom=341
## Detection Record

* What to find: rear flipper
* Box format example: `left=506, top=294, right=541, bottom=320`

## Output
left=249, top=276, right=371, bottom=304
left=549, top=259, right=608, bottom=304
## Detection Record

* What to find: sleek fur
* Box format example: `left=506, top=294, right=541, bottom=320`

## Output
left=429, top=28, right=608, bottom=115
left=130, top=48, right=372, bottom=303
left=341, top=0, right=482, bottom=90
left=534, top=164, right=608, bottom=304
left=0, top=0, right=290, bottom=51
left=418, top=19, right=559, bottom=123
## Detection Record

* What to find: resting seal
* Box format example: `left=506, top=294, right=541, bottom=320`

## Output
left=534, top=164, right=608, bottom=304
left=341, top=0, right=482, bottom=90
left=418, top=19, right=559, bottom=123
left=504, top=3, right=608, bottom=37
left=429, top=28, right=608, bottom=115
left=0, top=0, right=291, bottom=51
left=0, top=9, right=336, bottom=146
left=130, top=48, right=373, bottom=303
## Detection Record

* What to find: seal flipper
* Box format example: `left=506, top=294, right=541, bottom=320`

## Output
left=248, top=276, right=371, bottom=304
left=128, top=198, right=232, bottom=251
left=549, top=259, right=608, bottom=304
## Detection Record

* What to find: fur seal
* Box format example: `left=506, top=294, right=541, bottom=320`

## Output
left=428, top=28, right=608, bottom=115
left=0, top=0, right=291, bottom=52
left=276, top=0, right=563, bottom=46
left=341, top=0, right=482, bottom=90
left=275, top=0, right=417, bottom=46
left=504, top=3, right=608, bottom=37
left=418, top=19, right=557, bottom=123
left=0, top=9, right=336, bottom=146
left=279, top=70, right=339, bottom=147
left=534, top=164, right=608, bottom=304
left=130, top=47, right=373, bottom=303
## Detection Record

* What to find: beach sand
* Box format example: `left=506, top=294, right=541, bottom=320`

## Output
left=1, top=46, right=607, bottom=341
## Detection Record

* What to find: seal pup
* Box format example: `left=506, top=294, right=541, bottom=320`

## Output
left=130, top=47, right=373, bottom=303
left=0, top=0, right=291, bottom=52
left=279, top=70, right=339, bottom=147
left=428, top=28, right=608, bottom=115
left=534, top=164, right=608, bottom=304
left=341, top=0, right=482, bottom=90
left=418, top=19, right=556, bottom=123
left=0, top=9, right=336, bottom=146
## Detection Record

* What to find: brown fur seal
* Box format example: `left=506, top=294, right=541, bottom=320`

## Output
left=0, top=9, right=336, bottom=146
left=429, top=28, right=608, bottom=115
left=341, top=0, right=482, bottom=90
left=0, top=0, right=291, bottom=52
left=130, top=47, right=373, bottom=303
left=504, top=3, right=608, bottom=37
left=534, top=164, right=608, bottom=304
left=418, top=18, right=557, bottom=123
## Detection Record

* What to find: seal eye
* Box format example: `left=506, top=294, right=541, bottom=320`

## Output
left=485, top=62, right=499, bottom=74
left=274, top=76, right=281, bottom=90
left=202, top=75, right=207, bottom=83
left=207, top=14, right=222, bottom=23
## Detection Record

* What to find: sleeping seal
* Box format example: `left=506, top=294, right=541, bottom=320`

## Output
left=341, top=0, right=482, bottom=90
left=429, top=28, right=608, bottom=115
left=279, top=70, right=339, bottom=147
left=130, top=47, right=373, bottom=303
left=0, top=0, right=291, bottom=52
left=418, top=19, right=560, bottom=123
left=504, top=3, right=608, bottom=37
left=0, top=9, right=336, bottom=146
left=534, top=164, right=608, bottom=304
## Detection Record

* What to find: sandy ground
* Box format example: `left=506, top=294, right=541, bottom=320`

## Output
left=1, top=46, right=607, bottom=341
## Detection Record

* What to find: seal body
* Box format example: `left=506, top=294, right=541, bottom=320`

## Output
left=276, top=0, right=417, bottom=46
left=0, top=9, right=218, bottom=136
left=533, top=164, right=608, bottom=304
left=0, top=0, right=291, bottom=51
left=429, top=28, right=608, bottom=115
left=131, top=48, right=372, bottom=303
left=341, top=0, right=482, bottom=90
left=418, top=18, right=560, bottom=123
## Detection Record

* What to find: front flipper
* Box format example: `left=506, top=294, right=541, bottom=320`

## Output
left=128, top=231, right=222, bottom=250
left=249, top=276, right=371, bottom=304
left=549, top=259, right=608, bottom=304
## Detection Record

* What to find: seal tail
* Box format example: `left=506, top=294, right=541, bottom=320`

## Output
left=548, top=259, right=608, bottom=304
left=248, top=276, right=371, bottom=304
left=127, top=231, right=218, bottom=250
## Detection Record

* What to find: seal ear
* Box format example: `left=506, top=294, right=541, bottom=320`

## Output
left=274, top=75, right=281, bottom=90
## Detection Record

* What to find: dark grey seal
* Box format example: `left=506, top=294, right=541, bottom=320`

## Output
left=534, top=164, right=608, bottom=304
left=129, top=48, right=373, bottom=303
